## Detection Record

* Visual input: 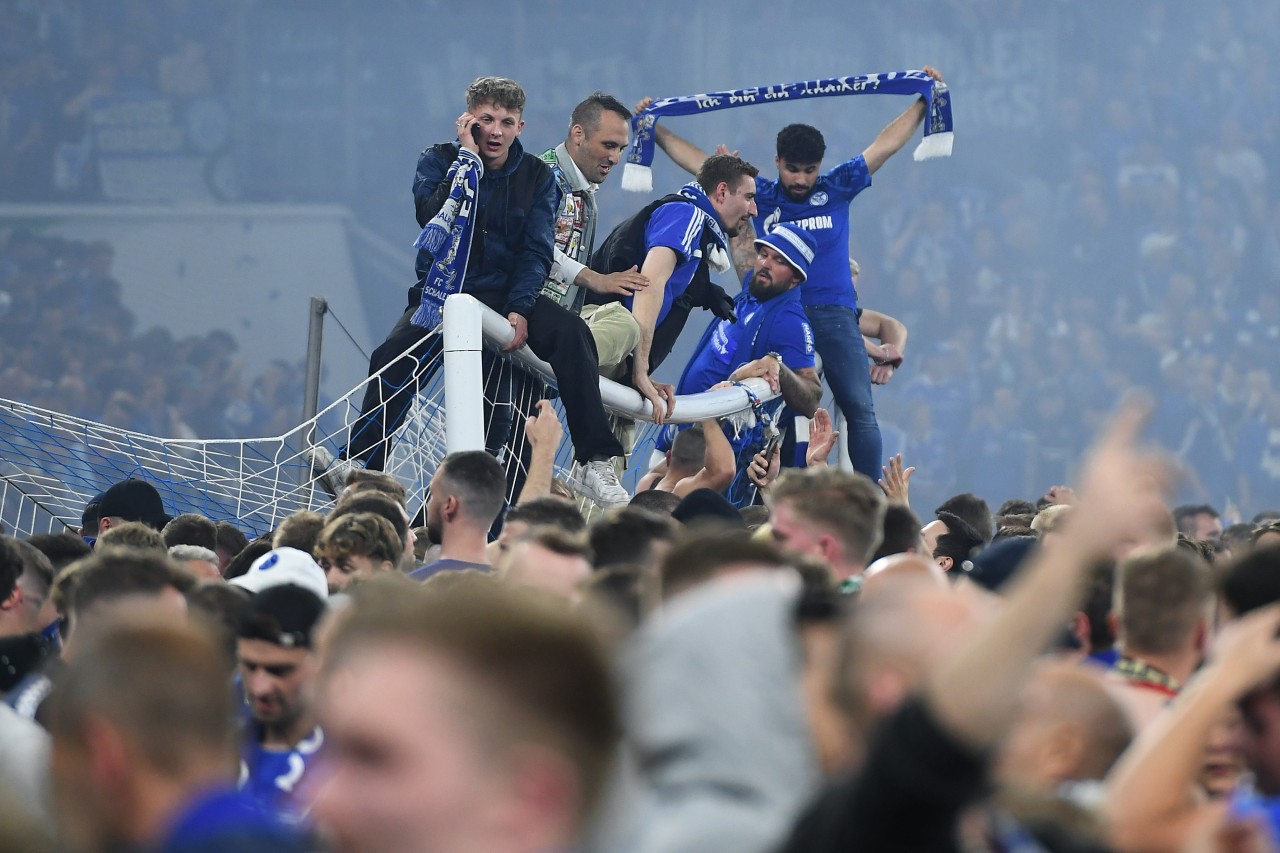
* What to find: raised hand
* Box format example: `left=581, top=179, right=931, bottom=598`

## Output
left=1069, top=397, right=1174, bottom=558
left=878, top=453, right=915, bottom=506
left=806, top=408, right=839, bottom=468
left=525, top=400, right=564, bottom=453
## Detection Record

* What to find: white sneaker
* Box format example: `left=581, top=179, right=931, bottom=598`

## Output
left=578, top=459, right=630, bottom=508
left=307, top=445, right=365, bottom=498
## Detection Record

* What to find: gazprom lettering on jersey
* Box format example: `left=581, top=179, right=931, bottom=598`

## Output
left=754, top=154, right=873, bottom=310
left=789, top=214, right=833, bottom=230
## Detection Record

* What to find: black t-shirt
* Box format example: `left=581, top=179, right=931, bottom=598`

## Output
left=777, top=697, right=989, bottom=852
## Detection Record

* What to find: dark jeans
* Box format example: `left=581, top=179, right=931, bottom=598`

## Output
left=805, top=303, right=883, bottom=480
left=344, top=289, right=623, bottom=470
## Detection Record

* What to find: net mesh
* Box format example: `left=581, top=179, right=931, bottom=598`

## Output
left=0, top=312, right=769, bottom=536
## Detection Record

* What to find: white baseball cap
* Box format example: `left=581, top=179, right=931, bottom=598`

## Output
left=230, top=547, right=328, bottom=600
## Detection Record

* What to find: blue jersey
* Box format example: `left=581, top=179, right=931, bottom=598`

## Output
left=239, top=725, right=324, bottom=823
left=624, top=201, right=705, bottom=327
left=678, top=284, right=815, bottom=396
left=754, top=155, right=872, bottom=309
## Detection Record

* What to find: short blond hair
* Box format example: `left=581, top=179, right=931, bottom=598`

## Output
left=770, top=468, right=885, bottom=565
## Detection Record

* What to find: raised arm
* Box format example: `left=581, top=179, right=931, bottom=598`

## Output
left=927, top=401, right=1170, bottom=751
left=513, top=400, right=563, bottom=505
left=1106, top=604, right=1280, bottom=852
left=636, top=96, right=712, bottom=176
left=861, top=66, right=944, bottom=175
left=673, top=419, right=736, bottom=497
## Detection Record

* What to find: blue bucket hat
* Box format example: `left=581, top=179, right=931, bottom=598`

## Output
left=754, top=224, right=818, bottom=282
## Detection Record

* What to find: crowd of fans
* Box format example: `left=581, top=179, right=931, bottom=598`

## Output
left=4, top=5, right=1280, bottom=847
left=0, top=0, right=230, bottom=200
left=2, top=415, right=1280, bottom=851
left=856, top=0, right=1280, bottom=515
left=2, top=0, right=1277, bottom=519
left=0, top=229, right=308, bottom=438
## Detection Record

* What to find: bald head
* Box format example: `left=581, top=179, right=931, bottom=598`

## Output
left=861, top=553, right=947, bottom=597
left=996, top=661, right=1132, bottom=791
left=834, top=576, right=986, bottom=735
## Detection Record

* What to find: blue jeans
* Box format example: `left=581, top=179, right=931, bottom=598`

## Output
left=805, top=303, right=882, bottom=480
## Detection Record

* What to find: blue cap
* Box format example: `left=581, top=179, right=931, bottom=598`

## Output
left=754, top=224, right=818, bottom=283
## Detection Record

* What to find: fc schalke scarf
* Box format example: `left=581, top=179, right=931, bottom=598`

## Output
left=676, top=179, right=732, bottom=274
left=623, top=70, right=953, bottom=192
left=411, top=147, right=484, bottom=329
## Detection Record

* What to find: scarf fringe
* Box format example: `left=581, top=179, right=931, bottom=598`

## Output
left=912, top=130, right=953, bottom=161
left=621, top=163, right=654, bottom=193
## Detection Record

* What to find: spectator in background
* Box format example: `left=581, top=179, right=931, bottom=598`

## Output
left=214, top=521, right=249, bottom=575
left=1173, top=503, right=1224, bottom=541
left=1109, top=548, right=1212, bottom=732
left=167, top=545, right=221, bottom=581
left=0, top=536, right=57, bottom=693
left=236, top=584, right=326, bottom=822
left=499, top=528, right=593, bottom=600
left=410, top=451, right=507, bottom=580
left=488, top=496, right=585, bottom=565
left=48, top=619, right=309, bottom=852
left=271, top=510, right=326, bottom=555
left=314, top=512, right=401, bottom=594
left=768, top=467, right=886, bottom=583
left=330, top=490, right=415, bottom=572
left=161, top=513, right=218, bottom=553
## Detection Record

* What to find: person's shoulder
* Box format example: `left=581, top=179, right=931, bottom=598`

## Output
left=419, top=142, right=457, bottom=166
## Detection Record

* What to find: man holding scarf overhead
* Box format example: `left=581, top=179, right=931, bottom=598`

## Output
left=311, top=77, right=630, bottom=508
left=638, top=66, right=947, bottom=480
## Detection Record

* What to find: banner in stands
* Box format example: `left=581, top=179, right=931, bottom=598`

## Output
left=87, top=95, right=234, bottom=203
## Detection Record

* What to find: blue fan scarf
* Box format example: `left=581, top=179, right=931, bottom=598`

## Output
left=623, top=70, right=953, bottom=192
left=411, top=147, right=484, bottom=329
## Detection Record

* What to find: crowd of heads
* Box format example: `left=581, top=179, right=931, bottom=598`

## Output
left=0, top=415, right=1276, bottom=851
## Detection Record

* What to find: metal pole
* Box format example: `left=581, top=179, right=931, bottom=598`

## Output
left=443, top=294, right=486, bottom=454
left=302, top=296, right=327, bottom=435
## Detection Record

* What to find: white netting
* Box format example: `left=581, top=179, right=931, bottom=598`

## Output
left=0, top=335, right=447, bottom=537
left=0, top=298, right=774, bottom=535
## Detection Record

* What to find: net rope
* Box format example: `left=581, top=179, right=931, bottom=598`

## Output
left=0, top=300, right=774, bottom=535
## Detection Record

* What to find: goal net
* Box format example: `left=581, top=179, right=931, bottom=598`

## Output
left=0, top=295, right=776, bottom=536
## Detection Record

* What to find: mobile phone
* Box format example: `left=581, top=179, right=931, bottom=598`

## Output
left=470, top=123, right=483, bottom=145
left=762, top=432, right=782, bottom=460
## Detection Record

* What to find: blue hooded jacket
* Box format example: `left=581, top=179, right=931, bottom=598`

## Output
left=412, top=137, right=556, bottom=319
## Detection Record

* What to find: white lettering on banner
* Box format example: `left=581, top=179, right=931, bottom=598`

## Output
left=791, top=215, right=833, bottom=230
left=763, top=87, right=790, bottom=100
left=695, top=96, right=722, bottom=109
left=729, top=89, right=759, bottom=104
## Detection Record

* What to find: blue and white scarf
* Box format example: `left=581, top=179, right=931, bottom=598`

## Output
left=623, top=70, right=953, bottom=192
left=411, top=147, right=484, bottom=329
left=676, top=179, right=732, bottom=274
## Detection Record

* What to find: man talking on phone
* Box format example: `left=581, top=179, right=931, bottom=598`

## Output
left=311, top=77, right=630, bottom=507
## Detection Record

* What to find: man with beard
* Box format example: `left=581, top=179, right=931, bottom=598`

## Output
left=641, top=66, right=945, bottom=478
left=647, top=224, right=823, bottom=503
left=237, top=584, right=327, bottom=823
left=408, top=451, right=506, bottom=580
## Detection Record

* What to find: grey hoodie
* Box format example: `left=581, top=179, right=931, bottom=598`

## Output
left=596, top=572, right=821, bottom=853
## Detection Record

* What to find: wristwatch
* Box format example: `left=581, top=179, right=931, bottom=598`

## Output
left=766, top=351, right=783, bottom=368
